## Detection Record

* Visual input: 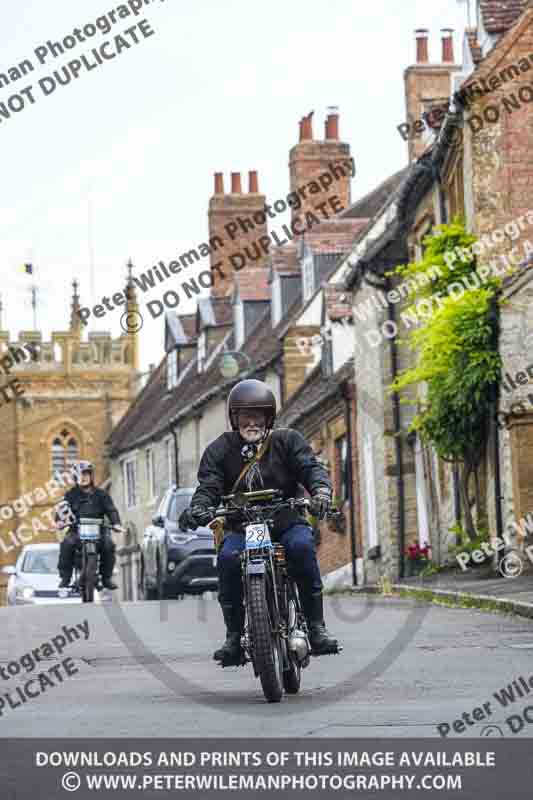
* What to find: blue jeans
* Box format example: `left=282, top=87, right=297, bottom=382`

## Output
left=217, top=523, right=322, bottom=606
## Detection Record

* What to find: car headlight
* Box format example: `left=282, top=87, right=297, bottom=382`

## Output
left=16, top=585, right=34, bottom=600
left=168, top=532, right=196, bottom=546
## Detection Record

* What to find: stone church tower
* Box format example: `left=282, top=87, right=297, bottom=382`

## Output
left=0, top=270, right=140, bottom=601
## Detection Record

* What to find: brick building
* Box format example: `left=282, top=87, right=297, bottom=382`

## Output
left=0, top=276, right=140, bottom=603
left=334, top=0, right=533, bottom=583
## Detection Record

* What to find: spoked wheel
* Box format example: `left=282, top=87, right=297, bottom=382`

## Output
left=248, top=574, right=283, bottom=703
left=82, top=553, right=98, bottom=603
left=283, top=598, right=302, bottom=694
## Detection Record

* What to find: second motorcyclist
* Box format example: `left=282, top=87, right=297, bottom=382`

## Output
left=57, top=461, right=122, bottom=590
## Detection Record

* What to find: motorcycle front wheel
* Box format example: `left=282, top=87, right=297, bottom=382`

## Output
left=248, top=574, right=283, bottom=703
left=81, top=551, right=98, bottom=603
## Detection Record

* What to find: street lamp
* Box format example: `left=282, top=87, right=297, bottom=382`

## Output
left=218, top=351, right=253, bottom=379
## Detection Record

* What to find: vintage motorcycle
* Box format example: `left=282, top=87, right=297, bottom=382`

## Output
left=209, top=489, right=342, bottom=703
left=58, top=517, right=110, bottom=603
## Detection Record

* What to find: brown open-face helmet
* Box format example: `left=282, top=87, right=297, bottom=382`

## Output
left=227, top=379, right=277, bottom=431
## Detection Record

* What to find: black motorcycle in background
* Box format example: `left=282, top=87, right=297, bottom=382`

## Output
left=58, top=514, right=113, bottom=603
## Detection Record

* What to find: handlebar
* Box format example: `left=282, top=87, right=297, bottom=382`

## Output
left=207, top=493, right=338, bottom=519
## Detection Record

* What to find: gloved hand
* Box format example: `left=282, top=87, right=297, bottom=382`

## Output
left=178, top=505, right=213, bottom=532
left=310, top=489, right=332, bottom=521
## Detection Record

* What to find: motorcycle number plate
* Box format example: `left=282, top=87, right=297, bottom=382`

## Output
left=245, top=523, right=271, bottom=549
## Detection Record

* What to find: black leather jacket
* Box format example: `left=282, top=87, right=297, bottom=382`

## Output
left=58, top=486, right=121, bottom=529
left=190, top=427, right=332, bottom=537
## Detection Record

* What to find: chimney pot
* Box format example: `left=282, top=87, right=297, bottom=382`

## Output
left=214, top=172, right=224, bottom=194
left=325, top=107, right=339, bottom=140
left=441, top=28, right=454, bottom=63
left=231, top=172, right=242, bottom=194
left=300, top=111, right=314, bottom=141
left=248, top=170, right=259, bottom=193
left=415, top=28, right=429, bottom=63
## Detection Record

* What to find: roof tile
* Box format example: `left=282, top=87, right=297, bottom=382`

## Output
left=479, top=0, right=527, bottom=33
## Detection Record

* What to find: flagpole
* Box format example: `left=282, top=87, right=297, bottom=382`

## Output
left=31, top=284, right=37, bottom=330
left=26, top=248, right=37, bottom=330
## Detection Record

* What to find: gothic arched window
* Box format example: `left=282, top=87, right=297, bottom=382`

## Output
left=51, top=429, right=79, bottom=478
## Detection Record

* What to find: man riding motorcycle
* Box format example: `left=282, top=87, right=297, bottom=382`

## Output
left=56, top=461, right=122, bottom=590
left=179, top=378, right=340, bottom=666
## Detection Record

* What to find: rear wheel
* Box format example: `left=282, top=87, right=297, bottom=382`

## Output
left=82, top=552, right=98, bottom=603
left=248, top=574, right=283, bottom=703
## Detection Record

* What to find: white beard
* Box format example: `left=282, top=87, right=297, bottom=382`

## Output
left=239, top=427, right=265, bottom=444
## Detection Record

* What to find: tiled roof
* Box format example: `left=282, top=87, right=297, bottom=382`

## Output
left=305, top=219, right=368, bottom=254
left=234, top=268, right=271, bottom=301
left=109, top=304, right=282, bottom=456
left=208, top=296, right=233, bottom=326
left=270, top=245, right=299, bottom=275
left=340, top=168, right=409, bottom=221
left=276, top=360, right=354, bottom=428
left=479, top=0, right=526, bottom=33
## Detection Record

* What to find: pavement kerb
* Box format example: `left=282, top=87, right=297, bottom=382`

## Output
left=325, top=583, right=533, bottom=620
left=392, top=583, right=533, bottom=620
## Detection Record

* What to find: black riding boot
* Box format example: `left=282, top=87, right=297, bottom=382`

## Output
left=213, top=602, right=244, bottom=666
left=301, top=590, right=340, bottom=655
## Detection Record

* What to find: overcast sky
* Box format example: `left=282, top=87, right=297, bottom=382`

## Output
left=1, top=0, right=468, bottom=372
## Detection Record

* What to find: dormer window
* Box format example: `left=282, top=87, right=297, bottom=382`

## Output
left=302, top=250, right=315, bottom=302
left=197, top=330, right=207, bottom=372
left=167, top=348, right=177, bottom=390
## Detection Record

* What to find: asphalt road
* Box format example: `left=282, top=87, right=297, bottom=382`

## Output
left=1, top=593, right=533, bottom=738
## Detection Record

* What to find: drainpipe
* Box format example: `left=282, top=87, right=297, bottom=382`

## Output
left=170, top=425, right=180, bottom=488
left=341, top=380, right=358, bottom=586
left=363, top=270, right=406, bottom=580
left=490, top=296, right=504, bottom=544
left=387, top=282, right=406, bottom=580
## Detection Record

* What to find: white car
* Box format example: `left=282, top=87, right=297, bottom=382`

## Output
left=3, top=543, right=81, bottom=605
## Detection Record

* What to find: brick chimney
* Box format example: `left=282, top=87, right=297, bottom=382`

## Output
left=416, top=28, right=429, bottom=63
left=403, top=28, right=460, bottom=163
left=248, top=170, right=259, bottom=193
left=441, top=28, right=454, bottom=63
left=325, top=108, right=339, bottom=140
left=208, top=170, right=269, bottom=297
left=289, top=107, right=352, bottom=225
